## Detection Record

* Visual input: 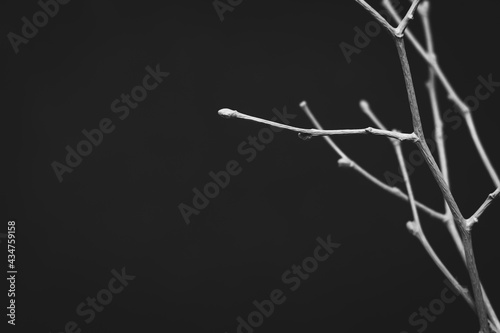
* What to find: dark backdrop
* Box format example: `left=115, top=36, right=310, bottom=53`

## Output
left=3, top=0, right=500, bottom=332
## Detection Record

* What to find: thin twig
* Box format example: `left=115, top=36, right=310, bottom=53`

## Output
left=359, top=100, right=387, bottom=131
left=300, top=101, right=446, bottom=222
left=394, top=138, right=474, bottom=310
left=360, top=100, right=474, bottom=310
left=467, top=187, right=500, bottom=229
left=418, top=0, right=464, bottom=259
left=218, top=108, right=418, bottom=141
left=419, top=1, right=448, bottom=186
left=394, top=0, right=422, bottom=37
left=353, top=0, right=396, bottom=35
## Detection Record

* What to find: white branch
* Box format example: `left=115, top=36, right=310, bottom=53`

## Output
left=218, top=108, right=418, bottom=142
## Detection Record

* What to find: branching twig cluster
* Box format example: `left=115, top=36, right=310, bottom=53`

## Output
left=218, top=1, right=499, bottom=332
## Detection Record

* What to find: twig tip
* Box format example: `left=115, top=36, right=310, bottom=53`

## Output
left=359, top=99, right=369, bottom=112
left=418, top=1, right=430, bottom=16
left=218, top=108, right=238, bottom=119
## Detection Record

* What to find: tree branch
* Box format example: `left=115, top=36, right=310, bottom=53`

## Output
left=218, top=108, right=418, bottom=141
left=353, top=0, right=396, bottom=36
left=394, top=0, right=422, bottom=37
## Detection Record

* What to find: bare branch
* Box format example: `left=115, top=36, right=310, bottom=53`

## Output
left=394, top=0, right=422, bottom=37
left=419, top=0, right=462, bottom=253
left=353, top=0, right=396, bottom=36
left=217, top=3, right=499, bottom=331
left=218, top=108, right=418, bottom=142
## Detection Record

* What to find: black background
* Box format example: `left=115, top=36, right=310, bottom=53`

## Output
left=3, top=0, right=500, bottom=332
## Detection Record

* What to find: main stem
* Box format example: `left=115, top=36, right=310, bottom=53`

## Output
left=394, top=36, right=490, bottom=333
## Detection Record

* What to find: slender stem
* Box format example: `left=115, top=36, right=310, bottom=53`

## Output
left=353, top=0, right=396, bottom=35
left=393, top=139, right=474, bottom=310
left=416, top=231, right=475, bottom=310
left=218, top=108, right=418, bottom=141
left=418, top=0, right=465, bottom=262
left=394, top=0, right=422, bottom=37
left=300, top=101, right=446, bottom=222
left=420, top=2, right=448, bottom=187
left=467, top=187, right=500, bottom=229
left=347, top=160, right=446, bottom=221
left=393, top=35, right=490, bottom=333
left=419, top=3, right=499, bottom=329
left=464, top=114, right=500, bottom=187
left=382, top=0, right=500, bottom=188
left=361, top=99, right=475, bottom=311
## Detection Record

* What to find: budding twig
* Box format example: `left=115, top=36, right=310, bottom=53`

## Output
left=218, top=108, right=418, bottom=142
